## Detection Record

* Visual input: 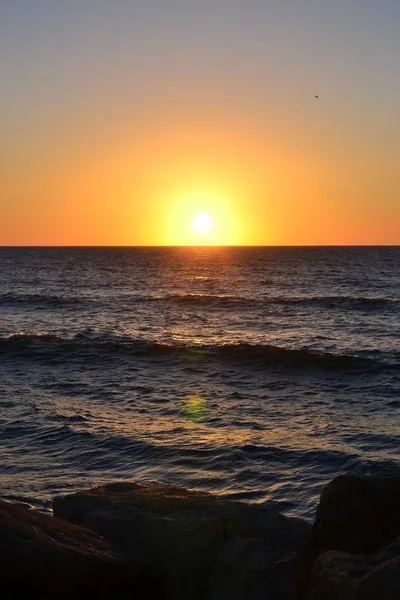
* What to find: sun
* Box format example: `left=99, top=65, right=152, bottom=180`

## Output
left=163, top=190, right=241, bottom=245
left=192, top=213, right=214, bottom=234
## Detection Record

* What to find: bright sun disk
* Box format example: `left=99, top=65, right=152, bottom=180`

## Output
left=192, top=213, right=214, bottom=234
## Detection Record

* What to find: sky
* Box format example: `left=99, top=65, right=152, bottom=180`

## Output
left=0, top=0, right=399, bottom=245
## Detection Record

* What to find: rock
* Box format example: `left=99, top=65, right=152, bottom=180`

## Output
left=211, top=535, right=298, bottom=599
left=295, top=475, right=400, bottom=599
left=0, top=498, right=158, bottom=599
left=5, top=475, right=400, bottom=599
left=307, top=539, right=400, bottom=600
left=54, top=481, right=310, bottom=599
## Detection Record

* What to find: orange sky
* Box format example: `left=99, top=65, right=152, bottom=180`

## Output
left=1, top=2, right=399, bottom=245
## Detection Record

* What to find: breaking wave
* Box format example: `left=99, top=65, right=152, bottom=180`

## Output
left=1, top=331, right=396, bottom=372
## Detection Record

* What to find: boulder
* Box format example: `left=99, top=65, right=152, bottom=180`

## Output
left=0, top=498, right=159, bottom=599
left=211, top=535, right=299, bottom=600
left=307, top=539, right=400, bottom=600
left=54, top=481, right=310, bottom=599
left=295, top=475, right=400, bottom=599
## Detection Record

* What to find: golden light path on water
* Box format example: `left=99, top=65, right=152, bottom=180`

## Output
left=2, top=248, right=398, bottom=521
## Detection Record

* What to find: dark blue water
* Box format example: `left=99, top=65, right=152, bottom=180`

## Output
left=1, top=247, right=399, bottom=519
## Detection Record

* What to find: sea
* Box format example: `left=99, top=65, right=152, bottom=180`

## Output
left=0, top=246, right=399, bottom=520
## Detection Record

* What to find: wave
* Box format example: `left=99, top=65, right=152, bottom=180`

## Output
left=3, top=421, right=399, bottom=517
left=5, top=417, right=398, bottom=478
left=156, top=293, right=257, bottom=307
left=154, top=293, right=399, bottom=311
left=0, top=292, right=84, bottom=308
left=269, top=295, right=399, bottom=310
left=1, top=332, right=396, bottom=372
left=1, top=290, right=397, bottom=313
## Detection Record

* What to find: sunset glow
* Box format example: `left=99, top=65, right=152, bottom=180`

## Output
left=0, top=4, right=399, bottom=246
left=1, top=5, right=399, bottom=584
left=161, top=188, right=243, bottom=246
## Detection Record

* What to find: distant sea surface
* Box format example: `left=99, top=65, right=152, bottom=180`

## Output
left=1, top=247, right=399, bottom=520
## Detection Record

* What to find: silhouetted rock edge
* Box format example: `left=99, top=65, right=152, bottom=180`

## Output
left=1, top=475, right=399, bottom=599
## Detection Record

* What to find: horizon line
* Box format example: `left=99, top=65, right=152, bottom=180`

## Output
left=0, top=244, right=399, bottom=249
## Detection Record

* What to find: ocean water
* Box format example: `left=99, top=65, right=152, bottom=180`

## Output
left=0, top=246, right=399, bottom=520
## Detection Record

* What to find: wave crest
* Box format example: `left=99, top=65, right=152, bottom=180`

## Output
left=0, top=293, right=83, bottom=308
left=1, top=332, right=395, bottom=372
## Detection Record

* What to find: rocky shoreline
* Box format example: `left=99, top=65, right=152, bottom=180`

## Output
left=1, top=475, right=399, bottom=599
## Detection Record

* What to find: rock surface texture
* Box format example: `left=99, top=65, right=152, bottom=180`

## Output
left=2, top=476, right=399, bottom=599
left=53, top=481, right=310, bottom=599
left=0, top=498, right=157, bottom=599
left=295, top=475, right=400, bottom=600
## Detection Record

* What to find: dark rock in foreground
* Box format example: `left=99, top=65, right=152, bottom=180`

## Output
left=0, top=498, right=158, bottom=599
left=295, top=475, right=400, bottom=599
left=2, top=475, right=400, bottom=599
left=54, top=481, right=310, bottom=599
